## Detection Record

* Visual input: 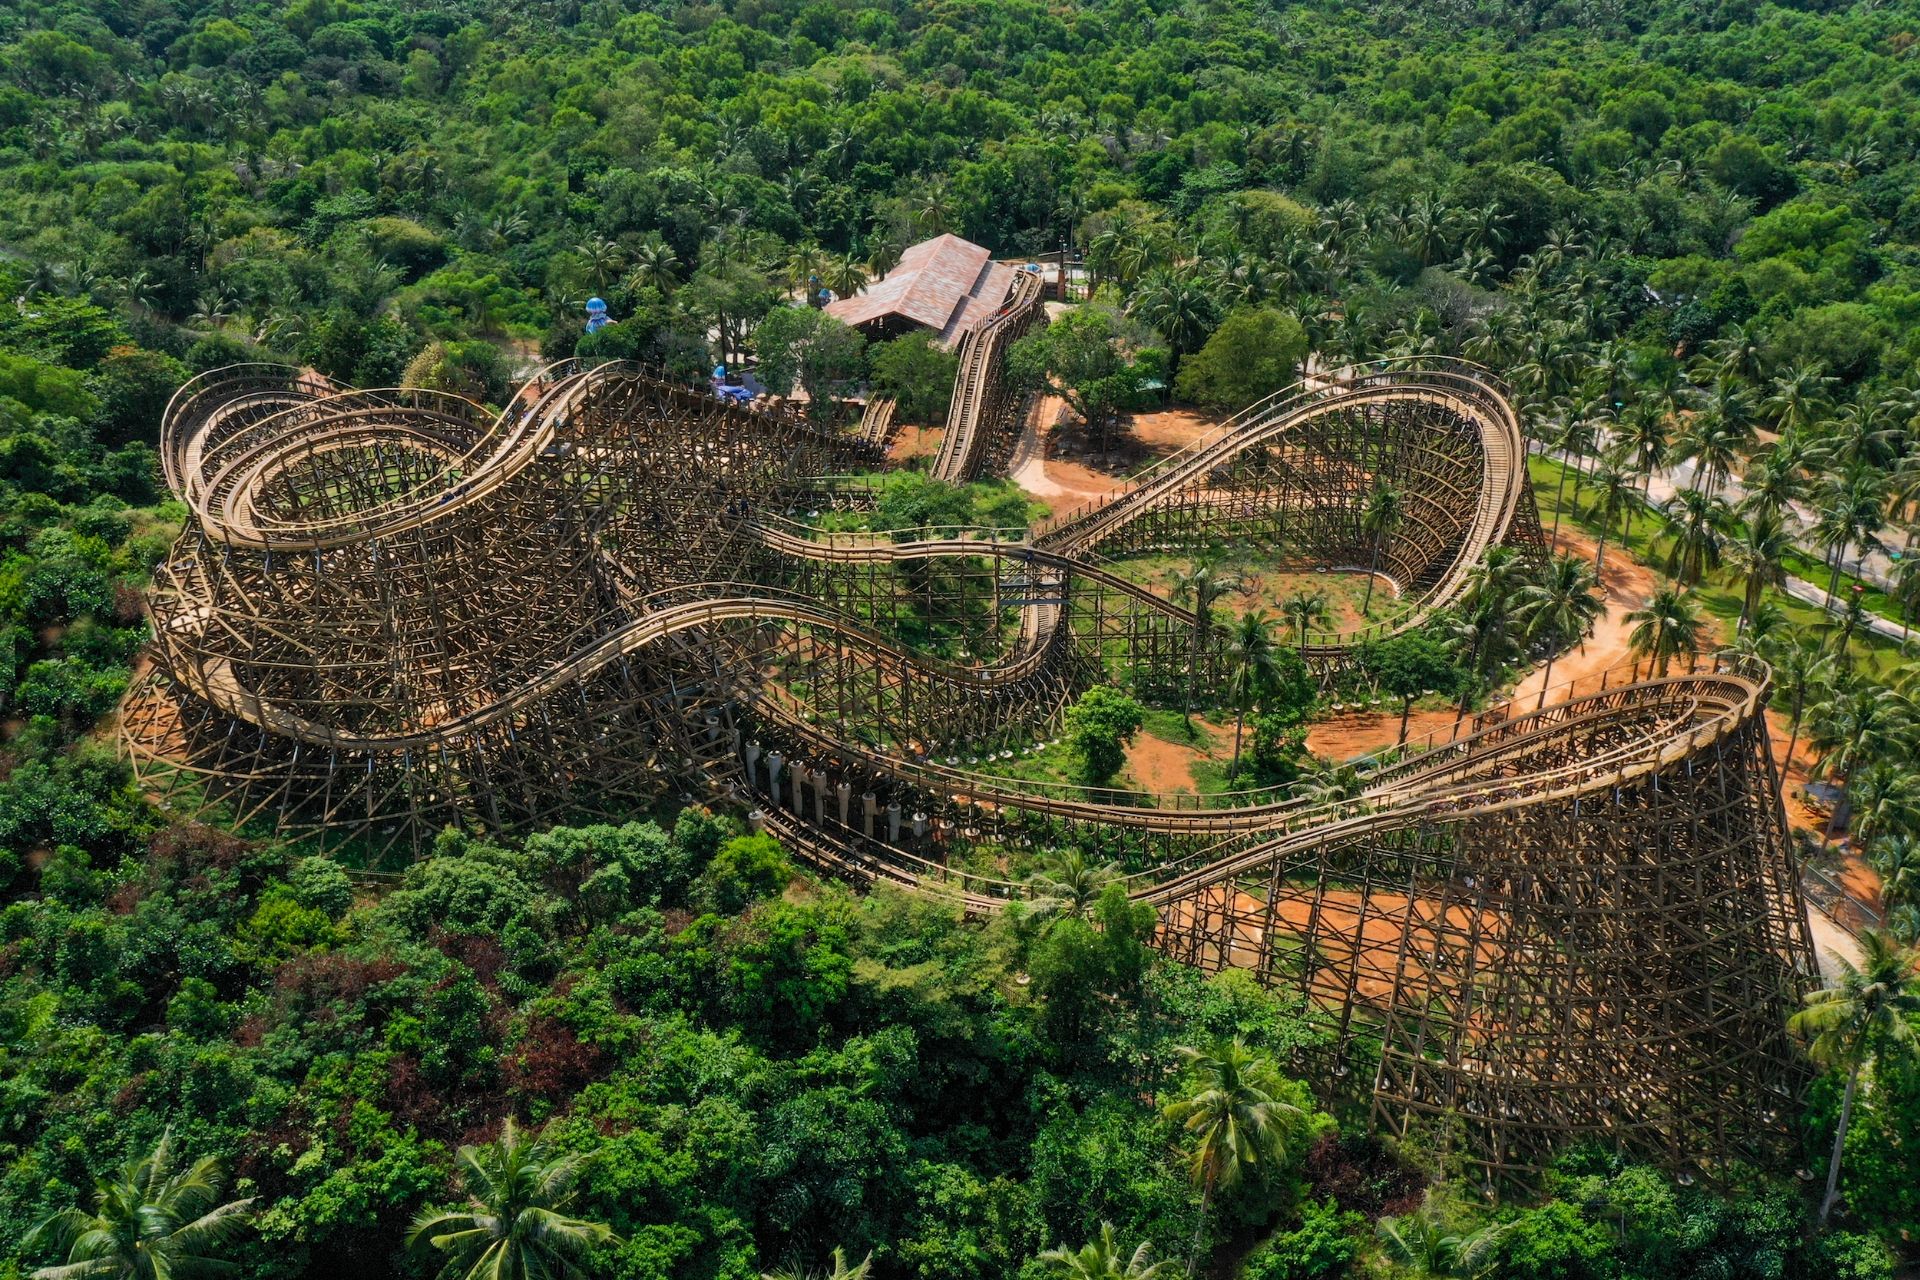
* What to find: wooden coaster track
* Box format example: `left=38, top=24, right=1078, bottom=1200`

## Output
left=120, top=355, right=1810, bottom=1187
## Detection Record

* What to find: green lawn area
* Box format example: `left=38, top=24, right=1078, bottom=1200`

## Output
left=1528, top=455, right=1910, bottom=684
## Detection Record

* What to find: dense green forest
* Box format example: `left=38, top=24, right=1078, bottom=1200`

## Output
left=7, top=0, right=1920, bottom=1274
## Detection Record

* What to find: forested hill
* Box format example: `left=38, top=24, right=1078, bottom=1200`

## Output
left=2, top=0, right=1917, bottom=389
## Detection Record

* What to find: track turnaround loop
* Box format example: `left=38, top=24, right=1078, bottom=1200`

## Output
left=123, top=357, right=1812, bottom=1187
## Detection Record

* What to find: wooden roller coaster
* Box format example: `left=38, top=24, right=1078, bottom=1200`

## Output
left=121, top=353, right=1812, bottom=1189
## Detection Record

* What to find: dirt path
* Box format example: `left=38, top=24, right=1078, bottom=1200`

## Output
left=1010, top=402, right=1222, bottom=510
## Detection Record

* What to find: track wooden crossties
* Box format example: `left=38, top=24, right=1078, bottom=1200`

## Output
left=122, top=356, right=1810, bottom=1190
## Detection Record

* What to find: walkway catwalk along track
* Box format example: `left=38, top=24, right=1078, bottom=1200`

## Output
left=122, top=356, right=1810, bottom=1187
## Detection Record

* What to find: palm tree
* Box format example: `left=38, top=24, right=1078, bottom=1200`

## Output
left=1169, top=560, right=1245, bottom=730
left=623, top=238, right=682, bottom=295
left=1025, top=848, right=1121, bottom=922
left=1873, top=834, right=1920, bottom=910
left=1844, top=761, right=1920, bottom=852
left=1789, top=928, right=1920, bottom=1226
left=1280, top=589, right=1329, bottom=649
left=1657, top=488, right=1729, bottom=585
left=1161, top=1039, right=1302, bottom=1275
left=1806, top=681, right=1914, bottom=840
left=1724, top=507, right=1793, bottom=633
left=1626, top=586, right=1705, bottom=677
left=825, top=252, right=869, bottom=299
left=1037, top=1223, right=1174, bottom=1280
left=1612, top=398, right=1670, bottom=496
left=1289, top=758, right=1363, bottom=805
left=763, top=1246, right=873, bottom=1280
left=1377, top=1197, right=1508, bottom=1279
left=1666, top=397, right=1752, bottom=500
left=1225, top=611, right=1284, bottom=780
left=1583, top=459, right=1639, bottom=578
left=1128, top=271, right=1216, bottom=369
left=25, top=1131, right=255, bottom=1280
left=1359, top=481, right=1403, bottom=616
left=407, top=1118, right=617, bottom=1280
left=1768, top=637, right=1831, bottom=778
left=575, top=234, right=624, bottom=293
left=1812, top=467, right=1887, bottom=612
left=1518, top=554, right=1604, bottom=708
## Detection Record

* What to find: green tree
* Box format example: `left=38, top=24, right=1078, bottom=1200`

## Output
left=1025, top=848, right=1122, bottom=923
left=25, top=1131, right=255, bottom=1280
left=1789, top=929, right=1920, bottom=1226
left=1657, top=488, right=1729, bottom=586
left=1007, top=305, right=1150, bottom=448
left=1172, top=309, right=1306, bottom=411
left=1361, top=632, right=1459, bottom=745
left=1280, top=589, right=1329, bottom=649
left=1066, top=686, right=1147, bottom=788
left=1160, top=1038, right=1302, bottom=1274
left=407, top=1118, right=618, bottom=1279
left=868, top=331, right=959, bottom=424
left=753, top=306, right=867, bottom=423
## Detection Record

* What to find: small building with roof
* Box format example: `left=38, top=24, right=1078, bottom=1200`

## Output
left=825, top=233, right=1016, bottom=350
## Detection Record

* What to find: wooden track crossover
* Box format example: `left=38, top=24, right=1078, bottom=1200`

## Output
left=122, top=357, right=1809, bottom=1189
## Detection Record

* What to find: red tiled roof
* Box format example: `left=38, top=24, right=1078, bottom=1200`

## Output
left=825, top=234, right=1005, bottom=349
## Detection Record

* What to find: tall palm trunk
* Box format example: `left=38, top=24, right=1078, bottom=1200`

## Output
left=1362, top=537, right=1381, bottom=616
left=1398, top=695, right=1413, bottom=745
left=1230, top=695, right=1249, bottom=780
left=1819, top=1058, right=1862, bottom=1226
left=1188, top=1173, right=1215, bottom=1279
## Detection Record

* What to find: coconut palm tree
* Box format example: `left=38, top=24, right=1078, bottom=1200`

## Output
left=1518, top=554, right=1604, bottom=708
left=1737, top=431, right=1812, bottom=521
left=1289, top=758, right=1364, bottom=805
left=1724, top=507, right=1793, bottom=633
left=1612, top=398, right=1670, bottom=496
left=1845, top=761, right=1920, bottom=852
left=763, top=1246, right=873, bottom=1280
left=407, top=1118, right=617, bottom=1280
left=1376, top=1197, right=1509, bottom=1279
left=24, top=1131, right=255, bottom=1280
left=1666, top=395, right=1752, bottom=500
left=1812, top=467, right=1887, bottom=612
left=575, top=234, right=625, bottom=293
left=1657, top=488, right=1730, bottom=585
left=1225, top=611, right=1284, bottom=780
left=1359, top=480, right=1403, bottom=616
left=1583, top=458, right=1639, bottom=578
left=1768, top=637, right=1831, bottom=778
left=1789, top=928, right=1920, bottom=1225
left=1280, top=589, right=1329, bottom=649
left=1161, top=1039, right=1302, bottom=1275
left=1168, top=559, right=1245, bottom=730
left=623, top=237, right=682, bottom=295
left=1806, top=680, right=1914, bottom=840
left=1626, top=586, right=1705, bottom=677
left=1025, top=848, right=1121, bottom=922
left=1037, top=1223, right=1175, bottom=1280
left=1872, top=834, right=1920, bottom=911
left=825, top=252, right=869, bottom=299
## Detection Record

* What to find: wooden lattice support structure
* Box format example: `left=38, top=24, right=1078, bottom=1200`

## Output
left=122, top=356, right=1809, bottom=1185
